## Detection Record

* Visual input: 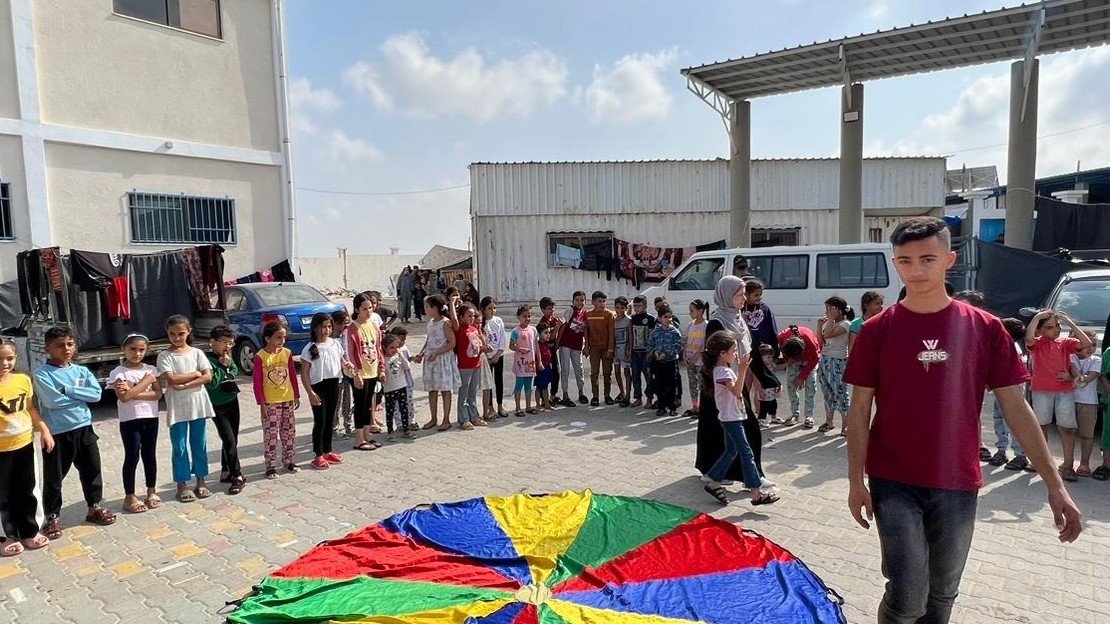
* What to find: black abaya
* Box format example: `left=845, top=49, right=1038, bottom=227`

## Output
left=694, top=319, right=764, bottom=480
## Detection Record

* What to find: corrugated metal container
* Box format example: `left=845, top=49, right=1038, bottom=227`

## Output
left=472, top=158, right=946, bottom=305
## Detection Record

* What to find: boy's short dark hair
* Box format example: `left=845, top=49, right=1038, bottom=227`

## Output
left=632, top=295, right=647, bottom=305
left=330, top=309, right=350, bottom=324
left=210, top=325, right=235, bottom=341
left=572, top=290, right=586, bottom=299
left=591, top=290, right=606, bottom=301
left=782, top=337, right=804, bottom=358
left=388, top=325, right=409, bottom=337
left=517, top=305, right=531, bottom=317
left=614, top=296, right=629, bottom=306
left=657, top=305, right=673, bottom=317
left=954, top=290, right=986, bottom=309
left=539, top=296, right=555, bottom=309
left=890, top=216, right=951, bottom=250
left=44, top=326, right=75, bottom=345
left=653, top=296, right=666, bottom=304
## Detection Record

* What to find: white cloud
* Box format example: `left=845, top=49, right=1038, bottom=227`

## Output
left=316, top=130, right=384, bottom=165
left=342, top=32, right=568, bottom=122
left=866, top=47, right=1110, bottom=179
left=288, top=78, right=342, bottom=137
left=865, top=0, right=890, bottom=21
left=584, top=48, right=678, bottom=124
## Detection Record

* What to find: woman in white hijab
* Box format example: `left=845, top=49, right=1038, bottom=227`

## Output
left=694, top=276, right=762, bottom=481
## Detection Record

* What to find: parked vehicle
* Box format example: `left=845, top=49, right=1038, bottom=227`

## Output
left=217, top=282, right=345, bottom=374
left=641, top=243, right=902, bottom=328
left=1021, top=268, right=1110, bottom=351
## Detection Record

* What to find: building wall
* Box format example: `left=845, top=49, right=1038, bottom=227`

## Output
left=297, top=253, right=424, bottom=296
left=472, top=159, right=947, bottom=305
left=0, top=0, right=19, bottom=120
left=44, top=142, right=283, bottom=280
left=33, top=0, right=279, bottom=151
left=470, top=158, right=946, bottom=217
left=0, top=133, right=27, bottom=280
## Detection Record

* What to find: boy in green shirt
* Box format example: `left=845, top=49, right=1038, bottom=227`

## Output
left=205, top=326, right=244, bottom=494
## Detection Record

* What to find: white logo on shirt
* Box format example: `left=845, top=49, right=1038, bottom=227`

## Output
left=917, top=339, right=949, bottom=371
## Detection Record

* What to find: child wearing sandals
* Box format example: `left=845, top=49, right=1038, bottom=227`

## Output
left=388, top=326, right=419, bottom=428
left=701, top=330, right=779, bottom=507
left=534, top=323, right=555, bottom=411
left=330, top=309, right=355, bottom=437
left=158, top=315, right=215, bottom=503
left=253, top=321, right=301, bottom=478
left=510, top=305, right=541, bottom=416
left=205, top=326, right=245, bottom=495
left=454, top=303, right=489, bottom=430
left=34, top=327, right=116, bottom=538
left=382, top=333, right=416, bottom=440
left=413, top=294, right=460, bottom=431
left=0, top=338, right=54, bottom=555
left=108, top=334, right=164, bottom=513
left=301, top=313, right=347, bottom=470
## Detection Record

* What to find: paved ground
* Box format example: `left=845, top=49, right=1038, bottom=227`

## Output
left=3, top=326, right=1107, bottom=623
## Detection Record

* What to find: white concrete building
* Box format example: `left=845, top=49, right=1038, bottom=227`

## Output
left=0, top=0, right=295, bottom=282
left=471, top=158, right=946, bottom=305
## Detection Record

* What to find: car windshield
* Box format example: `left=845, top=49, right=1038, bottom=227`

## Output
left=252, top=284, right=329, bottom=307
left=1053, top=277, right=1110, bottom=327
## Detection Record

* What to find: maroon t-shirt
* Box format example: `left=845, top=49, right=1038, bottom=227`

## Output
left=558, top=308, right=587, bottom=350
left=844, top=300, right=1030, bottom=491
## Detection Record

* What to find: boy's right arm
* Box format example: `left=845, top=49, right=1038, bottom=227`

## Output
left=32, top=368, right=68, bottom=409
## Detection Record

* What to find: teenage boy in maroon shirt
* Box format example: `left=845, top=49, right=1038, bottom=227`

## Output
left=844, top=217, right=1081, bottom=624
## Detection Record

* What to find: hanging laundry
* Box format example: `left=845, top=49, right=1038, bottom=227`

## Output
left=614, top=238, right=725, bottom=284
left=259, top=269, right=275, bottom=282
left=70, top=250, right=131, bottom=321
left=554, top=243, right=583, bottom=268
left=39, top=247, right=63, bottom=293
left=197, top=244, right=227, bottom=309
left=181, top=247, right=211, bottom=310
left=271, top=260, right=295, bottom=282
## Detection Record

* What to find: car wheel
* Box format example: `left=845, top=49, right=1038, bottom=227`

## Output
left=234, top=340, right=257, bottom=375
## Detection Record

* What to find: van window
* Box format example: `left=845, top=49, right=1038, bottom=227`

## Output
left=816, top=253, right=889, bottom=289
left=670, top=257, right=725, bottom=291
left=748, top=255, right=809, bottom=289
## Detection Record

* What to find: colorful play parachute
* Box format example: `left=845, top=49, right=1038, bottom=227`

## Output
left=227, top=490, right=845, bottom=623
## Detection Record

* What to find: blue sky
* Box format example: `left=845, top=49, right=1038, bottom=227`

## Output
left=284, top=0, right=1110, bottom=257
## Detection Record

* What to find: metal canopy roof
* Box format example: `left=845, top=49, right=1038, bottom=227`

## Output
left=682, top=0, right=1110, bottom=100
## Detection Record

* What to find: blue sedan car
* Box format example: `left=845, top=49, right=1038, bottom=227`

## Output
left=222, top=282, right=346, bottom=374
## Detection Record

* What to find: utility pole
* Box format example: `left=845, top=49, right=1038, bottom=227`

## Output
left=337, top=247, right=348, bottom=290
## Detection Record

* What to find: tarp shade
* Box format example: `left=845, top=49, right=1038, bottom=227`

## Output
left=66, top=252, right=193, bottom=350
left=973, top=239, right=1076, bottom=319
left=1033, top=197, right=1110, bottom=251
left=0, top=280, right=23, bottom=330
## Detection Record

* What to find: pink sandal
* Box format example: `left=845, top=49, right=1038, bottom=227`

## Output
left=21, top=534, right=49, bottom=550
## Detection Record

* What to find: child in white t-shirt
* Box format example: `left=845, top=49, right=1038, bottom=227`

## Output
left=108, top=334, right=164, bottom=514
left=1072, top=334, right=1102, bottom=478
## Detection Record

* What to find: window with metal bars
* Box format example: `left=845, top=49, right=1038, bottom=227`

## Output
left=128, top=191, right=236, bottom=244
left=0, top=183, right=12, bottom=240
left=868, top=227, right=884, bottom=243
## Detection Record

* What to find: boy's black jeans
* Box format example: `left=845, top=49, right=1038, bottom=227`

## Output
left=42, top=425, right=104, bottom=516
left=650, top=360, right=679, bottom=409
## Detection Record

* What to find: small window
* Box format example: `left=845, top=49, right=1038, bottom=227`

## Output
left=670, top=257, right=725, bottom=291
left=0, top=183, right=13, bottom=240
left=868, top=227, right=884, bottom=243
left=547, top=232, right=612, bottom=268
left=747, top=255, right=809, bottom=289
left=816, top=253, right=889, bottom=289
left=128, top=191, right=236, bottom=244
left=751, top=228, right=799, bottom=247
left=114, top=0, right=221, bottom=38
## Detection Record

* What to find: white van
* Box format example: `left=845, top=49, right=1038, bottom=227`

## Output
left=641, top=243, right=902, bottom=329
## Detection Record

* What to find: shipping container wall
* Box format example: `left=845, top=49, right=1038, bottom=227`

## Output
left=475, top=209, right=942, bottom=305
left=471, top=158, right=946, bottom=218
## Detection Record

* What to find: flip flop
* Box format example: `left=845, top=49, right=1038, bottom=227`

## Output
left=1076, top=466, right=1092, bottom=477
left=1092, top=465, right=1110, bottom=481
left=421, top=421, right=438, bottom=430
left=436, top=423, right=452, bottom=431
left=176, top=489, right=197, bottom=503
left=752, top=491, right=780, bottom=506
left=145, top=494, right=163, bottom=509
left=123, top=497, right=148, bottom=514
left=20, top=534, right=48, bottom=550
left=703, top=484, right=729, bottom=505
left=193, top=486, right=212, bottom=499
left=353, top=442, right=376, bottom=451
left=1, top=539, right=24, bottom=557
left=367, top=440, right=382, bottom=449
